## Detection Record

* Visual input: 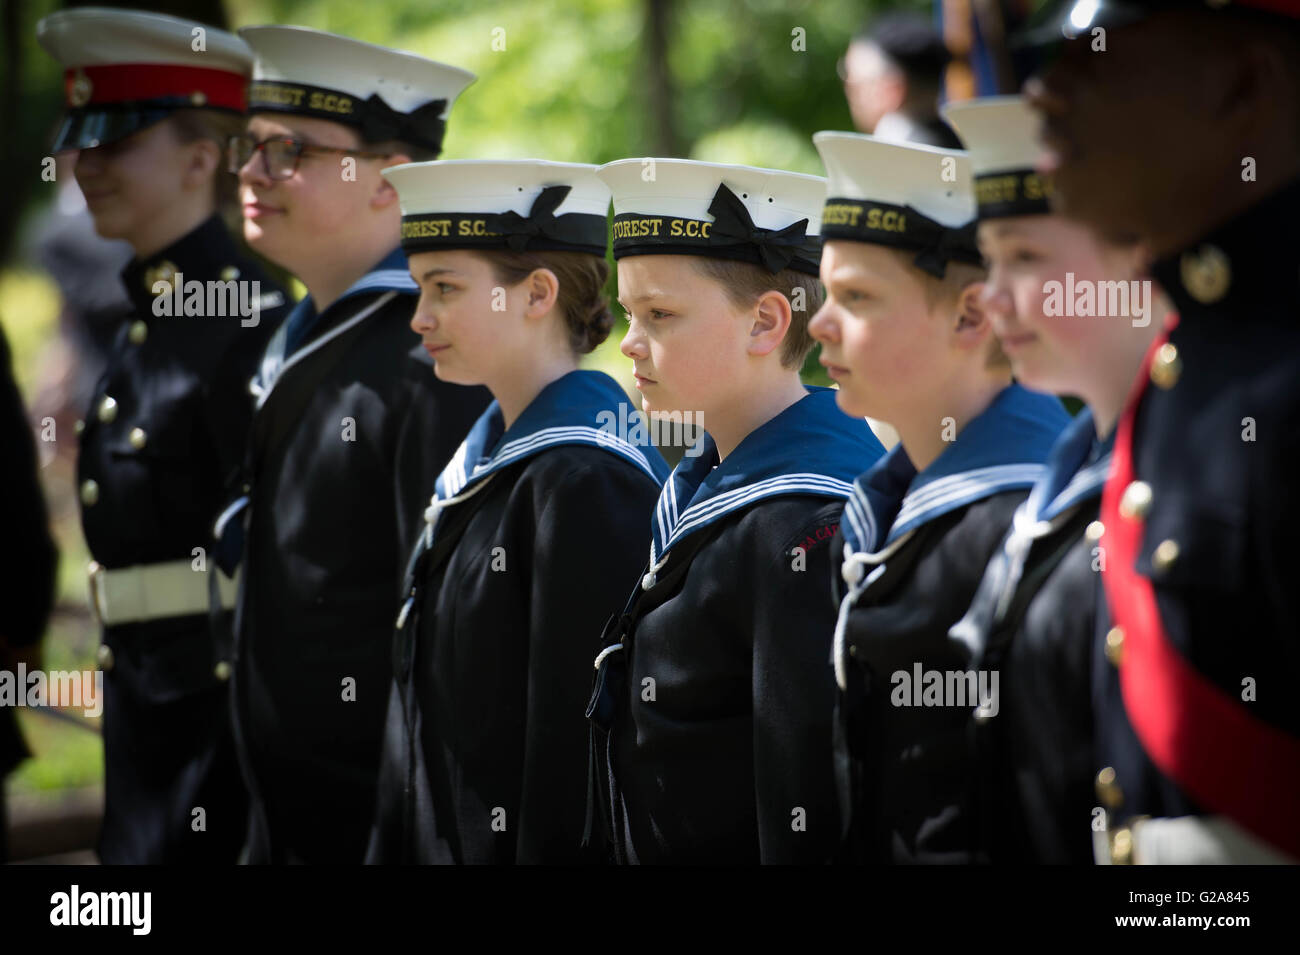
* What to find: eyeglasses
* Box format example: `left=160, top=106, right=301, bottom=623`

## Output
left=227, top=134, right=392, bottom=181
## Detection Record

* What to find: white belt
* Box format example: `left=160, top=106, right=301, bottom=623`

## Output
left=1095, top=814, right=1299, bottom=864
left=88, top=559, right=239, bottom=627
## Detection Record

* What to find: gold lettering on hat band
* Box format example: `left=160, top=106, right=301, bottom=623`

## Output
left=973, top=169, right=1054, bottom=217
left=249, top=81, right=355, bottom=116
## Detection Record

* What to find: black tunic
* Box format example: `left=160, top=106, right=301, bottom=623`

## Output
left=949, top=409, right=1111, bottom=864
left=591, top=388, right=886, bottom=864
left=368, top=372, right=667, bottom=863
left=0, top=326, right=59, bottom=863
left=1094, top=178, right=1300, bottom=863
left=228, top=250, right=490, bottom=864
left=77, top=214, right=289, bottom=864
left=831, top=384, right=1068, bottom=864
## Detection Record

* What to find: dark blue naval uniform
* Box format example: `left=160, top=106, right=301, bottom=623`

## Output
left=224, top=249, right=490, bottom=864
left=1094, top=178, right=1300, bottom=864
left=589, top=388, right=886, bottom=864
left=78, top=214, right=289, bottom=864
left=367, top=370, right=668, bottom=864
left=950, top=409, right=1112, bottom=864
left=830, top=384, right=1068, bottom=863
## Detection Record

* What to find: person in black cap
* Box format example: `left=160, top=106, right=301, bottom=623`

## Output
left=223, top=26, right=490, bottom=864
left=839, top=11, right=963, bottom=149
left=36, top=6, right=290, bottom=865
left=366, top=160, right=668, bottom=865
left=1023, top=0, right=1300, bottom=863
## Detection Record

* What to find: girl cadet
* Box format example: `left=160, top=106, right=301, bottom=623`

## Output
left=943, top=96, right=1165, bottom=864
left=366, top=160, right=669, bottom=865
left=587, top=160, right=887, bottom=865
left=807, top=133, right=1070, bottom=864
left=36, top=8, right=290, bottom=864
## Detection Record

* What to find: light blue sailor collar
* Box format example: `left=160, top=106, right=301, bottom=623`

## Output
left=840, top=383, right=1070, bottom=556
left=648, top=387, right=885, bottom=569
left=252, top=247, right=416, bottom=405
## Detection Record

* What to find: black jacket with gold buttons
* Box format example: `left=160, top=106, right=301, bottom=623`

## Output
left=77, top=213, right=289, bottom=864
left=1094, top=178, right=1300, bottom=862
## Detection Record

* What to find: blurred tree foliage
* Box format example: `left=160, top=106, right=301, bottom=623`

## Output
left=7, top=0, right=928, bottom=261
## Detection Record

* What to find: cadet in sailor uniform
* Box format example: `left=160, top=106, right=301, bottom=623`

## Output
left=222, top=27, right=491, bottom=863
left=37, top=7, right=290, bottom=864
left=365, top=161, right=669, bottom=865
left=1024, top=0, right=1300, bottom=864
left=808, top=132, right=1070, bottom=863
left=587, top=160, right=887, bottom=864
left=942, top=96, right=1164, bottom=864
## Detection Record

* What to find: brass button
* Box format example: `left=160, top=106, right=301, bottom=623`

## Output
left=220, top=265, right=240, bottom=281
left=80, top=479, right=100, bottom=506
left=145, top=260, right=178, bottom=294
left=74, top=418, right=85, bottom=436
left=1084, top=520, right=1105, bottom=543
left=1149, top=342, right=1181, bottom=390
left=129, top=427, right=148, bottom=450
left=1152, top=538, right=1180, bottom=574
left=213, top=661, right=232, bottom=682
left=1180, top=244, right=1231, bottom=304
left=190, top=91, right=207, bottom=107
left=96, top=643, right=115, bottom=671
left=1104, top=626, right=1125, bottom=667
left=1096, top=766, right=1123, bottom=809
left=128, top=320, right=148, bottom=345
left=1118, top=480, right=1152, bottom=521
left=97, top=395, right=118, bottom=424
left=1110, top=826, right=1134, bottom=865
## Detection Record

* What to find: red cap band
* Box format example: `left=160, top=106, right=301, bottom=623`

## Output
left=64, top=63, right=246, bottom=111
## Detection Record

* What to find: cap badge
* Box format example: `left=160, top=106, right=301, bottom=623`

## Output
left=69, top=69, right=93, bottom=108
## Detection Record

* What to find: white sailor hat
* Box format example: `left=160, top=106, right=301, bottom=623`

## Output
left=37, top=7, right=252, bottom=152
left=941, top=96, right=1054, bottom=221
left=596, top=159, right=825, bottom=276
left=240, top=26, right=475, bottom=155
left=812, top=131, right=981, bottom=278
left=384, top=160, right=610, bottom=257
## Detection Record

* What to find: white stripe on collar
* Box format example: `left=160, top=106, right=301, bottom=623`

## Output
left=450, top=425, right=660, bottom=498
left=890, top=463, right=1045, bottom=540
left=651, top=472, right=853, bottom=565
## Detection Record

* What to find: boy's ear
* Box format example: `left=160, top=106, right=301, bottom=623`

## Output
left=371, top=151, right=412, bottom=209
left=952, top=280, right=992, bottom=352
left=747, top=289, right=793, bottom=359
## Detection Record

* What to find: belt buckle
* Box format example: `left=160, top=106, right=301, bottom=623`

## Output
left=87, top=560, right=106, bottom=626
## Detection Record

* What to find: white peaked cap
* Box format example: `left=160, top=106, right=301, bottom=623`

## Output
left=38, top=6, right=251, bottom=72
